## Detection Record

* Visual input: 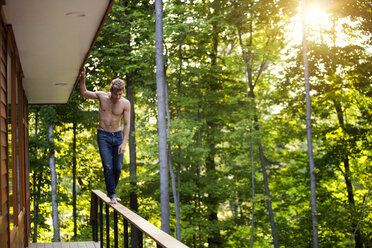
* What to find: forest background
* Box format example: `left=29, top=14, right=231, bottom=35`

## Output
left=29, top=0, right=371, bottom=247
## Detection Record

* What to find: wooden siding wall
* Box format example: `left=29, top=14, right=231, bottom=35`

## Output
left=0, top=8, right=29, bottom=248
left=8, top=25, right=28, bottom=248
left=0, top=7, right=9, bottom=247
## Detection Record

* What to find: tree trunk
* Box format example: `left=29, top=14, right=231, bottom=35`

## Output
left=72, top=122, right=77, bottom=237
left=244, top=57, right=256, bottom=248
left=249, top=127, right=255, bottom=248
left=333, top=100, right=363, bottom=248
left=205, top=20, right=222, bottom=247
left=301, top=2, right=319, bottom=246
left=237, top=7, right=278, bottom=246
left=33, top=174, right=38, bottom=242
left=126, top=72, right=140, bottom=247
left=258, top=143, right=278, bottom=247
left=33, top=110, right=39, bottom=242
left=173, top=13, right=187, bottom=240
left=249, top=92, right=278, bottom=248
left=48, top=121, right=60, bottom=242
left=155, top=0, right=170, bottom=233
left=164, top=78, right=181, bottom=240
left=196, top=53, right=202, bottom=246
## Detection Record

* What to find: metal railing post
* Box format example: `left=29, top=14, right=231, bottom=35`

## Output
left=124, top=218, right=129, bottom=248
left=114, top=211, right=118, bottom=248
left=90, top=190, right=189, bottom=248
left=106, top=203, right=110, bottom=248
left=100, top=199, right=103, bottom=248
left=90, top=192, right=98, bottom=242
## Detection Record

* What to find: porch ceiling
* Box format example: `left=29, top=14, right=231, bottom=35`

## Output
left=3, top=0, right=113, bottom=104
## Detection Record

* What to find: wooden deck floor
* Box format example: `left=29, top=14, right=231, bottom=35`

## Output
left=28, top=242, right=100, bottom=248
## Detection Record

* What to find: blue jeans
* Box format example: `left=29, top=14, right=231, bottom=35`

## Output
left=97, top=129, right=124, bottom=198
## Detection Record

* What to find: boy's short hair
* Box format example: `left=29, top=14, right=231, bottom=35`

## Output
left=110, top=78, right=125, bottom=92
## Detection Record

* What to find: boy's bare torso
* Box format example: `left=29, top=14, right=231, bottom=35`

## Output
left=97, top=92, right=126, bottom=132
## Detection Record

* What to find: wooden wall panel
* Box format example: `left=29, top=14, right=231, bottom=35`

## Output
left=1, top=144, right=5, bottom=156
left=0, top=7, right=29, bottom=248
left=1, top=118, right=5, bottom=130
left=1, top=103, right=5, bottom=118
left=0, top=174, right=5, bottom=197
left=15, top=210, right=25, bottom=248
left=0, top=133, right=5, bottom=149
left=0, top=88, right=5, bottom=104
left=7, top=23, right=28, bottom=248
left=1, top=60, right=4, bottom=78
left=0, top=6, right=8, bottom=248
left=0, top=160, right=5, bottom=175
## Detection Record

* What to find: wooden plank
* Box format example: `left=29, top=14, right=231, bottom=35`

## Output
left=0, top=85, right=1, bottom=216
left=0, top=61, right=4, bottom=79
left=50, top=243, right=61, bottom=248
left=0, top=160, right=5, bottom=175
left=1, top=134, right=6, bottom=149
left=28, top=242, right=101, bottom=248
left=18, top=85, right=26, bottom=212
left=1, top=71, right=5, bottom=86
left=45, top=243, right=53, bottom=248
left=0, top=173, right=5, bottom=187
left=0, top=94, right=5, bottom=107
left=1, top=104, right=5, bottom=118
left=1, top=192, right=6, bottom=213
left=0, top=88, right=5, bottom=105
left=1, top=117, right=5, bottom=131
left=1, top=173, right=6, bottom=188
left=9, top=225, right=17, bottom=247
left=16, top=211, right=25, bottom=248
left=77, top=242, right=87, bottom=247
left=18, top=209, right=25, bottom=225
left=0, top=79, right=5, bottom=94
left=1, top=200, right=7, bottom=217
left=0, top=83, right=5, bottom=99
left=1, top=145, right=5, bottom=158
left=0, top=214, right=7, bottom=233
left=85, top=242, right=97, bottom=248
left=0, top=215, right=8, bottom=248
left=93, top=190, right=189, bottom=248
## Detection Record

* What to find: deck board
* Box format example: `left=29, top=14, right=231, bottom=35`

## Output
left=28, top=242, right=100, bottom=248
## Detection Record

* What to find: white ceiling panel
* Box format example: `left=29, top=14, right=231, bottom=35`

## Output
left=4, top=0, right=112, bottom=104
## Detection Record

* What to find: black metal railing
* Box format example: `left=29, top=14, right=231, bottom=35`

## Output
left=90, top=190, right=188, bottom=248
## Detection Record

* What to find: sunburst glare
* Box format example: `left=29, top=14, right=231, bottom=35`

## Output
left=304, top=4, right=332, bottom=28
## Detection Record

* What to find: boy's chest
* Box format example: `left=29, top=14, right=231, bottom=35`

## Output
left=100, top=100, right=123, bottom=116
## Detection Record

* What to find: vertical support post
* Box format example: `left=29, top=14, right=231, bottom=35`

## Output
left=124, top=218, right=129, bottom=248
left=91, top=193, right=98, bottom=242
left=106, top=204, right=110, bottom=248
left=100, top=200, right=103, bottom=248
left=138, top=231, right=143, bottom=248
left=114, top=211, right=118, bottom=248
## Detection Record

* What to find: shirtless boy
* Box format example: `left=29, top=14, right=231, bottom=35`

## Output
left=79, top=68, right=130, bottom=204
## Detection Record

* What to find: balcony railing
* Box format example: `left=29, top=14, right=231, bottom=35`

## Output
left=90, top=190, right=188, bottom=248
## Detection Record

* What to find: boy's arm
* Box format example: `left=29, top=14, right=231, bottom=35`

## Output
left=79, top=68, right=98, bottom=99
left=118, top=100, right=131, bottom=154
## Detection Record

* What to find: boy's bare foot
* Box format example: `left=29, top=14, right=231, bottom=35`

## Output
left=109, top=198, right=118, bottom=204
left=114, top=197, right=121, bottom=202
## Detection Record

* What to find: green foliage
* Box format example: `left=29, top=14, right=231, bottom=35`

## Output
left=29, top=0, right=371, bottom=246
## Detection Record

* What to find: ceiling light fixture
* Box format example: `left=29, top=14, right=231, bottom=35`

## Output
left=65, top=12, right=86, bottom=17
